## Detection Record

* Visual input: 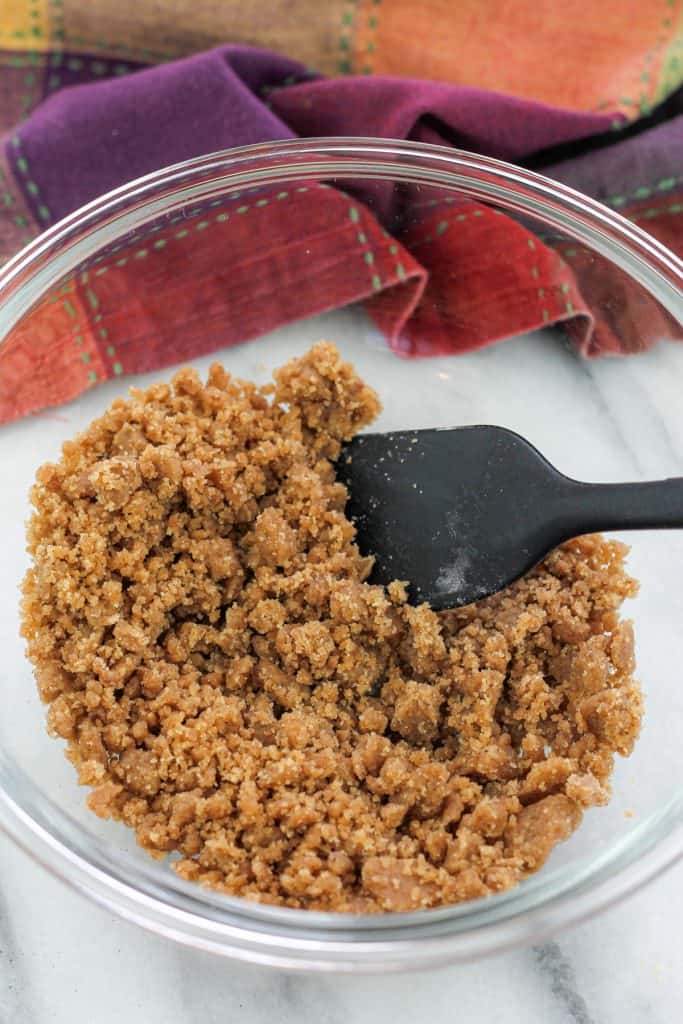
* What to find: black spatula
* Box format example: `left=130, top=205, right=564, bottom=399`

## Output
left=337, top=425, right=683, bottom=610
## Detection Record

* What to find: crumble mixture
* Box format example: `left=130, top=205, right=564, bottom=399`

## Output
left=21, top=342, right=642, bottom=912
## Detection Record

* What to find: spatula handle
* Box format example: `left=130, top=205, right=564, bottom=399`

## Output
left=555, top=476, right=683, bottom=536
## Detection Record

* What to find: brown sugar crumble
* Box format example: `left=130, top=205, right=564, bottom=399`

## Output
left=21, top=342, right=643, bottom=913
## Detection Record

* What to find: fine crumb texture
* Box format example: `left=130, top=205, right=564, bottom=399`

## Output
left=21, top=342, right=643, bottom=913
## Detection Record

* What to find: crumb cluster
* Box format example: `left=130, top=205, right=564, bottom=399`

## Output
left=21, top=342, right=642, bottom=912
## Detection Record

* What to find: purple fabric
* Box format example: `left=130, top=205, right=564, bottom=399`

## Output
left=546, top=110, right=683, bottom=206
left=16, top=48, right=300, bottom=221
left=272, top=76, right=615, bottom=161
left=13, top=45, right=618, bottom=223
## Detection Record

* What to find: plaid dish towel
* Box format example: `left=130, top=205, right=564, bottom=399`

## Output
left=0, top=0, right=682, bottom=423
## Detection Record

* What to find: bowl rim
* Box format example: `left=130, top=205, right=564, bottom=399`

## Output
left=1, top=136, right=682, bottom=971
left=1, top=136, right=682, bottom=333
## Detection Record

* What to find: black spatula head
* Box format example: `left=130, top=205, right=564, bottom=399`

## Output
left=337, top=425, right=579, bottom=610
left=338, top=424, right=683, bottom=610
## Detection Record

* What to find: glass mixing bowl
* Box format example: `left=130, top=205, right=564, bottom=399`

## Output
left=0, top=139, right=682, bottom=972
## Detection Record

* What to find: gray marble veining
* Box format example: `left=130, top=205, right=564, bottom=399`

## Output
left=0, top=825, right=681, bottom=1023
left=533, top=942, right=596, bottom=1024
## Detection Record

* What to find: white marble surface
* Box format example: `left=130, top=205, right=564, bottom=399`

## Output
left=1, top=308, right=682, bottom=1021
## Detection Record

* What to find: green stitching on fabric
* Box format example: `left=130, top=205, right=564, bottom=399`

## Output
left=603, top=2, right=680, bottom=117
left=412, top=195, right=457, bottom=210
left=633, top=201, right=683, bottom=221
left=578, top=173, right=683, bottom=210
left=5, top=54, right=39, bottom=68
left=0, top=163, right=22, bottom=235
left=362, top=0, right=381, bottom=74
left=86, top=275, right=123, bottom=378
left=25, top=0, right=42, bottom=41
left=411, top=206, right=489, bottom=245
left=411, top=217, right=452, bottom=248
left=349, top=205, right=382, bottom=288
left=262, top=70, right=320, bottom=102
left=589, top=8, right=673, bottom=117
left=528, top=249, right=548, bottom=321
left=20, top=67, right=38, bottom=119
left=653, top=3, right=683, bottom=110
left=43, top=51, right=130, bottom=94
left=70, top=190, right=326, bottom=287
left=49, top=0, right=65, bottom=42
left=45, top=0, right=173, bottom=64
left=11, top=135, right=51, bottom=223
left=63, top=296, right=98, bottom=382
left=338, top=0, right=358, bottom=74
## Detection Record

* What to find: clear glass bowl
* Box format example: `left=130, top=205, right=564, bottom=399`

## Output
left=1, top=139, right=682, bottom=972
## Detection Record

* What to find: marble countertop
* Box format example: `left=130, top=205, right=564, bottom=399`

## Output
left=1, top=828, right=681, bottom=1024
left=1, top=311, right=682, bottom=1022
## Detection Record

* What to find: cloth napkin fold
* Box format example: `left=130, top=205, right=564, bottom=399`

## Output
left=1, top=2, right=682, bottom=424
